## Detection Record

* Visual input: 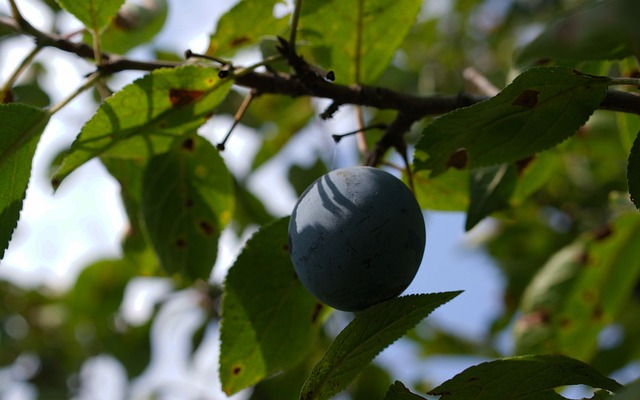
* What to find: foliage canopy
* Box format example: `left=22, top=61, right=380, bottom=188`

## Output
left=1, top=0, right=640, bottom=399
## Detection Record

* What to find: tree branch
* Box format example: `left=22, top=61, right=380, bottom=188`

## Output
left=3, top=14, right=640, bottom=164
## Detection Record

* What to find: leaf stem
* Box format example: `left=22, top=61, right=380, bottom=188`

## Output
left=0, top=45, right=42, bottom=102
left=610, top=77, right=640, bottom=87
left=48, top=72, right=102, bottom=115
left=288, top=0, right=304, bottom=56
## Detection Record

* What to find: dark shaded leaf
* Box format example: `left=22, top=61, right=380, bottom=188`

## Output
left=516, top=0, right=640, bottom=66
left=141, top=135, right=233, bottom=281
left=300, top=292, right=462, bottom=400
left=428, top=355, right=622, bottom=399
left=414, top=67, right=610, bottom=176
left=220, top=218, right=324, bottom=395
left=383, top=381, right=427, bottom=400
left=627, top=131, right=640, bottom=209
left=465, top=164, right=517, bottom=230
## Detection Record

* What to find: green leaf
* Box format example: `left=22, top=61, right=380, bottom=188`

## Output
left=614, top=379, right=640, bottom=400
left=207, top=0, right=289, bottom=57
left=465, top=164, right=517, bottom=231
left=220, top=217, right=324, bottom=395
left=428, top=355, right=622, bottom=399
left=51, top=65, right=231, bottom=188
left=298, top=0, right=423, bottom=84
left=141, top=135, right=233, bottom=281
left=627, top=131, right=640, bottom=209
left=300, top=291, right=462, bottom=400
left=230, top=179, right=275, bottom=236
left=516, top=213, right=640, bottom=360
left=411, top=169, right=469, bottom=211
left=251, top=96, right=315, bottom=170
left=97, top=0, right=168, bottom=54
left=0, top=104, right=50, bottom=259
left=413, top=67, right=610, bottom=176
left=516, top=0, right=640, bottom=66
left=383, top=381, right=427, bottom=400
left=56, top=0, right=125, bottom=32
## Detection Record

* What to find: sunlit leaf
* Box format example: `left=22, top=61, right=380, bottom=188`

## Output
left=0, top=104, right=50, bottom=259
left=55, top=0, right=125, bottom=32
left=207, top=0, right=289, bottom=57
left=141, top=135, right=233, bottom=281
left=465, top=164, right=517, bottom=231
left=410, top=169, right=468, bottom=211
left=220, top=218, right=324, bottom=395
left=516, top=0, right=640, bottom=66
left=414, top=67, right=610, bottom=176
left=52, top=65, right=231, bottom=188
left=300, top=292, right=461, bottom=400
left=298, top=0, right=423, bottom=84
left=428, top=355, right=622, bottom=399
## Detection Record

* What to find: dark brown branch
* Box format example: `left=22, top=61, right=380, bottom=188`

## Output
left=3, top=14, right=640, bottom=164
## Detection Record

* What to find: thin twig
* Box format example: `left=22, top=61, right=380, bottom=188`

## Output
left=288, top=0, right=304, bottom=57
left=217, top=91, right=256, bottom=151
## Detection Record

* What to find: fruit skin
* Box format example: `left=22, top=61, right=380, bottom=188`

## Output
left=288, top=166, right=426, bottom=312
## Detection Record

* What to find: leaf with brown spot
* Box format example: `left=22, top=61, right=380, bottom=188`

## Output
left=52, top=65, right=231, bottom=187
left=169, top=88, right=206, bottom=107
left=142, top=135, right=233, bottom=281
left=414, top=66, right=610, bottom=176
left=445, top=149, right=468, bottom=170
left=512, top=89, right=539, bottom=108
left=207, top=0, right=289, bottom=56
left=516, top=213, right=640, bottom=359
left=428, top=355, right=621, bottom=399
left=220, top=218, right=323, bottom=395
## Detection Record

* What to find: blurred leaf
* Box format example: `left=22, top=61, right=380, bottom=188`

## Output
left=414, top=67, right=610, bottom=176
left=466, top=164, right=517, bottom=231
left=613, top=379, right=640, bottom=400
left=207, top=0, right=289, bottom=57
left=220, top=217, right=324, bottom=395
left=141, top=135, right=233, bottom=281
left=231, top=178, right=275, bottom=235
left=298, top=0, right=423, bottom=84
left=511, top=151, right=561, bottom=204
left=0, top=104, right=50, bottom=259
left=52, top=65, right=231, bottom=187
left=410, top=169, right=469, bottom=211
left=515, top=0, right=640, bottom=67
left=97, top=0, right=168, bottom=54
left=350, top=364, right=393, bottom=400
left=300, top=292, right=462, bottom=400
left=11, top=83, right=51, bottom=108
left=383, top=381, right=426, bottom=400
left=55, top=0, right=125, bottom=32
left=516, top=213, right=640, bottom=360
left=288, top=159, right=327, bottom=197
left=429, top=355, right=622, bottom=399
left=627, top=132, right=640, bottom=209
left=251, top=96, right=315, bottom=169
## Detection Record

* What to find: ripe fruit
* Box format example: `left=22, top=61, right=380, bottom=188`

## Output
left=288, top=166, right=426, bottom=311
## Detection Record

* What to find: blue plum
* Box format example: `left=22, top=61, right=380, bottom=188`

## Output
left=288, top=166, right=426, bottom=311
